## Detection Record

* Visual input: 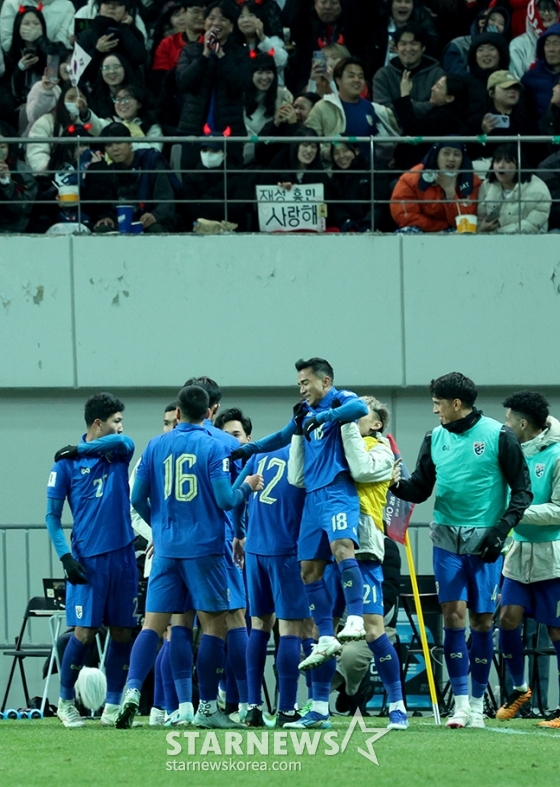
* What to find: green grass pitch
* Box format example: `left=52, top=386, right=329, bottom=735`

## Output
left=1, top=716, right=559, bottom=787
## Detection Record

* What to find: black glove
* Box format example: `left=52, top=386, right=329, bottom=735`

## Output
left=293, top=401, right=308, bottom=435
left=231, top=447, right=247, bottom=462
left=61, top=553, right=88, bottom=585
left=478, top=525, right=510, bottom=563
left=54, top=445, right=79, bottom=462
left=331, top=398, right=341, bottom=408
left=303, top=415, right=322, bottom=441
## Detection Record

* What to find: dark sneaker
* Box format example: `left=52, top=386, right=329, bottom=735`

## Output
left=245, top=707, right=264, bottom=727
left=496, top=688, right=532, bottom=721
left=276, top=711, right=302, bottom=728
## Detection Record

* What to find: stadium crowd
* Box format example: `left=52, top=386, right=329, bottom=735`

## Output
left=1, top=0, right=560, bottom=232
left=45, top=366, right=560, bottom=732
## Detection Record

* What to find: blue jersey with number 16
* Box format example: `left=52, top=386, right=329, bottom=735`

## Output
left=136, top=422, right=232, bottom=559
left=245, top=446, right=305, bottom=556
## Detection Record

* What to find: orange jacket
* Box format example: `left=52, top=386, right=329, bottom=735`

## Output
left=390, top=164, right=482, bottom=232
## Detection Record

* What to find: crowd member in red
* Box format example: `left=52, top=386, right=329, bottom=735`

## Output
left=151, top=1, right=206, bottom=84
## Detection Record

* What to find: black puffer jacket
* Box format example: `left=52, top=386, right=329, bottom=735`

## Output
left=465, top=32, right=510, bottom=118
left=78, top=15, right=147, bottom=72
left=176, top=39, right=248, bottom=136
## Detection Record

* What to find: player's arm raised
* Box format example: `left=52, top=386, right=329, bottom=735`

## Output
left=54, top=434, right=135, bottom=462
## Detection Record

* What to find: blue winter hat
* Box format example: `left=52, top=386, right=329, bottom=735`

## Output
left=419, top=140, right=474, bottom=198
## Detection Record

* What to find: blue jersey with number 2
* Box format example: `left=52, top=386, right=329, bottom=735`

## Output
left=136, top=422, right=231, bottom=559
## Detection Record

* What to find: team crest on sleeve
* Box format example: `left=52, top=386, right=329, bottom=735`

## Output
left=75, top=606, right=83, bottom=620
left=473, top=442, right=485, bottom=456
left=47, top=471, right=57, bottom=487
left=535, top=463, right=545, bottom=479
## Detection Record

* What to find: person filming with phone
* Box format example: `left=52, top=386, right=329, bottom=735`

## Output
left=77, top=0, right=147, bottom=74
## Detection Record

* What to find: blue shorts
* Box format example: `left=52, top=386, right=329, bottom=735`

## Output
left=298, top=475, right=359, bottom=562
left=146, top=553, right=228, bottom=614
left=324, top=560, right=384, bottom=619
left=224, top=540, right=247, bottom=611
left=433, top=546, right=502, bottom=613
left=246, top=552, right=309, bottom=620
left=66, top=542, right=138, bottom=628
left=501, top=576, right=560, bottom=627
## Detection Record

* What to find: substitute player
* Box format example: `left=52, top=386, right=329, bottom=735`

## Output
left=497, top=391, right=560, bottom=727
left=233, top=358, right=368, bottom=729
left=115, top=385, right=263, bottom=730
left=46, top=393, right=137, bottom=728
left=391, top=373, right=531, bottom=729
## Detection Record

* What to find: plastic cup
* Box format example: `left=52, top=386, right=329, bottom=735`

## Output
left=455, top=214, right=477, bottom=233
left=116, top=205, right=133, bottom=233
left=129, top=221, right=143, bottom=234
left=57, top=186, right=79, bottom=205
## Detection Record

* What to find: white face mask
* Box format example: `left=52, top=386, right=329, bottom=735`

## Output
left=20, top=19, right=42, bottom=43
left=201, top=150, right=224, bottom=168
left=65, top=102, right=79, bottom=117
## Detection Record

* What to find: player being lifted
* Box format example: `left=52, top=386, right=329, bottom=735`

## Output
left=115, top=385, right=263, bottom=730
left=232, top=358, right=369, bottom=729
left=46, top=393, right=138, bottom=728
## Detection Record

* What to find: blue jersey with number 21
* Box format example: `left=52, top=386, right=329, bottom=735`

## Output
left=136, top=422, right=232, bottom=559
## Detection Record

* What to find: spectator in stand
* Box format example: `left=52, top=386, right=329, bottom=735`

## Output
left=106, top=85, right=163, bottom=152
left=252, top=93, right=321, bottom=167
left=77, top=0, right=148, bottom=79
left=73, top=0, right=149, bottom=44
left=465, top=31, right=511, bottom=117
left=306, top=56, right=399, bottom=162
left=306, top=42, right=351, bottom=97
left=477, top=143, right=551, bottom=232
left=379, top=0, right=439, bottom=65
left=0, top=121, right=38, bottom=233
left=329, top=138, right=377, bottom=231
left=469, top=70, right=535, bottom=161
left=237, top=1, right=288, bottom=85
left=537, top=127, right=560, bottom=227
left=393, top=74, right=470, bottom=171
left=0, top=44, right=17, bottom=127
left=150, top=1, right=206, bottom=93
left=84, top=122, right=181, bottom=232
left=539, top=77, right=560, bottom=141
left=521, top=22, right=560, bottom=117
left=498, top=0, right=531, bottom=38
left=284, top=0, right=367, bottom=95
left=0, top=0, right=74, bottom=52
left=23, top=49, right=72, bottom=133
left=4, top=7, right=68, bottom=108
left=88, top=53, right=141, bottom=120
left=390, top=140, right=481, bottom=232
left=176, top=0, right=247, bottom=169
left=26, top=81, right=106, bottom=173
left=243, top=53, right=293, bottom=164
left=443, top=6, right=511, bottom=76
left=509, top=0, right=560, bottom=78
left=241, top=0, right=284, bottom=39
left=372, top=23, right=445, bottom=121
left=294, top=91, right=321, bottom=123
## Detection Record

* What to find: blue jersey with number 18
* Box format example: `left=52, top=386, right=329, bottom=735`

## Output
left=136, top=422, right=231, bottom=559
left=245, top=446, right=305, bottom=556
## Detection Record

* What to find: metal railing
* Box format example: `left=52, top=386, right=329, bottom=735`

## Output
left=1, top=134, right=559, bottom=234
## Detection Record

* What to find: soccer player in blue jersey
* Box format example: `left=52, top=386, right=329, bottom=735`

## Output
left=497, top=391, right=560, bottom=727
left=232, top=358, right=369, bottom=729
left=115, top=385, right=263, bottom=730
left=185, top=380, right=251, bottom=721
left=46, top=393, right=137, bottom=729
left=234, top=442, right=309, bottom=728
left=391, top=373, right=532, bottom=729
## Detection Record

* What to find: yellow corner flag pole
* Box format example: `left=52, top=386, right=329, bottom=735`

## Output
left=404, top=531, right=441, bottom=725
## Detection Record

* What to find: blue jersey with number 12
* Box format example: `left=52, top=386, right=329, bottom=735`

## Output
left=136, top=422, right=231, bottom=559
left=245, top=446, right=305, bottom=556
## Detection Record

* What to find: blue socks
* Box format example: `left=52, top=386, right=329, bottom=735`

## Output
left=312, top=657, right=336, bottom=703
left=198, top=634, right=225, bottom=702
left=246, top=629, right=269, bottom=707
left=105, top=640, right=132, bottom=705
left=227, top=627, right=249, bottom=704
left=160, top=637, right=178, bottom=712
left=170, top=626, right=193, bottom=704
left=368, top=635, right=402, bottom=702
left=127, top=628, right=160, bottom=693
left=277, top=635, right=302, bottom=712
left=153, top=644, right=165, bottom=709
left=224, top=649, right=239, bottom=705
left=305, top=580, right=334, bottom=637
left=338, top=558, right=363, bottom=617
left=60, top=634, right=87, bottom=701
left=469, top=629, right=494, bottom=699
left=500, top=626, right=526, bottom=687
left=302, top=638, right=315, bottom=698
left=444, top=627, right=469, bottom=697
left=553, top=640, right=560, bottom=700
